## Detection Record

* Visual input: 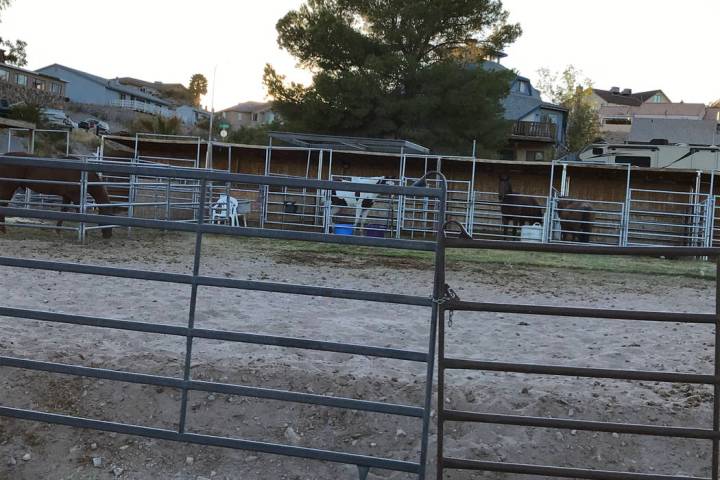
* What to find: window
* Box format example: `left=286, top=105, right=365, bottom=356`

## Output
left=237, top=113, right=242, bottom=121
left=16, top=74, right=27, bottom=86
left=652, top=94, right=663, bottom=103
left=34, top=80, right=45, bottom=90
left=615, top=155, right=651, bottom=167
left=517, top=80, right=530, bottom=95
left=525, top=150, right=545, bottom=161
left=604, top=117, right=632, bottom=125
left=252, top=113, right=259, bottom=122
left=51, top=82, right=62, bottom=94
left=0, top=69, right=8, bottom=81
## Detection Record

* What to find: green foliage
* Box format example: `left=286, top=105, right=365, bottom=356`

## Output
left=188, top=74, right=208, bottom=107
left=265, top=0, right=521, bottom=153
left=8, top=103, right=41, bottom=124
left=536, top=66, right=600, bottom=153
left=226, top=121, right=281, bottom=145
left=131, top=115, right=183, bottom=135
left=0, top=1, right=27, bottom=67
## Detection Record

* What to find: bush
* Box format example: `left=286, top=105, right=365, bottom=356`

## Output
left=130, top=115, right=183, bottom=135
left=8, top=103, right=42, bottom=125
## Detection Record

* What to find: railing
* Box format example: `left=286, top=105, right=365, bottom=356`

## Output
left=436, top=235, right=720, bottom=480
left=0, top=154, right=446, bottom=480
left=511, top=121, right=557, bottom=140
left=110, top=99, right=174, bottom=118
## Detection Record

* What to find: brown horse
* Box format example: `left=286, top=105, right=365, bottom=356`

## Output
left=0, top=153, right=116, bottom=238
left=498, top=174, right=544, bottom=237
left=556, top=198, right=594, bottom=243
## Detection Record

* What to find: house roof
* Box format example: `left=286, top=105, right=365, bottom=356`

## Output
left=269, top=132, right=429, bottom=154
left=220, top=101, right=272, bottom=114
left=628, top=118, right=717, bottom=145
left=592, top=88, right=666, bottom=107
left=635, top=102, right=706, bottom=118
left=36, top=64, right=171, bottom=106
left=479, top=60, right=566, bottom=120
left=1, top=62, right=66, bottom=83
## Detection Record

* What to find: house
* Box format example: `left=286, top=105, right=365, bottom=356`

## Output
left=481, top=61, right=568, bottom=161
left=175, top=105, right=210, bottom=126
left=36, top=64, right=173, bottom=116
left=0, top=60, right=67, bottom=107
left=219, top=101, right=276, bottom=129
left=590, top=87, right=670, bottom=109
left=35, top=64, right=209, bottom=125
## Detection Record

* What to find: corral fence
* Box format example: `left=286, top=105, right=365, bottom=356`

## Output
left=435, top=236, right=720, bottom=480
left=0, top=154, right=445, bottom=479
left=4, top=132, right=719, bottom=248
left=2, top=155, right=720, bottom=480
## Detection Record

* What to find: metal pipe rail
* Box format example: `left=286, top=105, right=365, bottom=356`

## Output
left=436, top=234, right=720, bottom=480
left=0, top=156, right=448, bottom=479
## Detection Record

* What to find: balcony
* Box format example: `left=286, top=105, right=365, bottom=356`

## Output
left=511, top=121, right=557, bottom=142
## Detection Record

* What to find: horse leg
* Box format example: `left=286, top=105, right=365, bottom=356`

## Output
left=353, top=202, right=363, bottom=235
left=56, top=205, right=70, bottom=235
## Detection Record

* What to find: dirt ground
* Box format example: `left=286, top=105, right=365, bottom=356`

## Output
left=0, top=228, right=716, bottom=479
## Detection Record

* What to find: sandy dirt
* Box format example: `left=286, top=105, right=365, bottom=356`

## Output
left=0, top=229, right=716, bottom=479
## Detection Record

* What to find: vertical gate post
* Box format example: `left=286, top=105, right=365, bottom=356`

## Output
left=178, top=178, right=208, bottom=434
left=621, top=164, right=632, bottom=247
left=714, top=255, right=720, bottom=480
left=78, top=168, right=88, bottom=243
left=422, top=173, right=446, bottom=480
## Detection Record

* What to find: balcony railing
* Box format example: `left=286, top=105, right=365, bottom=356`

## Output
left=110, top=99, right=174, bottom=118
left=511, top=121, right=557, bottom=141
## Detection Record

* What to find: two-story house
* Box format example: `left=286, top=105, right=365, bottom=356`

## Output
left=0, top=57, right=67, bottom=107
left=482, top=61, right=568, bottom=161
left=218, top=101, right=276, bottom=130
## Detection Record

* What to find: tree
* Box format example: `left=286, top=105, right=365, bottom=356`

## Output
left=264, top=0, right=522, bottom=153
left=536, top=66, right=600, bottom=153
left=188, top=74, right=208, bottom=107
left=0, top=0, right=27, bottom=66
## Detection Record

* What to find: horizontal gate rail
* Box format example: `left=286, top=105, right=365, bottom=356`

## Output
left=0, top=356, right=422, bottom=417
left=437, top=233, right=720, bottom=480
left=448, top=299, right=715, bottom=323
left=443, top=358, right=715, bottom=384
left=0, top=205, right=437, bottom=251
left=442, top=458, right=706, bottom=480
left=444, top=410, right=719, bottom=440
left=0, top=305, right=428, bottom=362
left=0, top=155, right=447, bottom=479
left=0, top=407, right=420, bottom=474
left=0, top=255, right=432, bottom=306
left=445, top=237, right=720, bottom=256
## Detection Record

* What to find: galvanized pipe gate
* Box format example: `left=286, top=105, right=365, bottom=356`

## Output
left=0, top=155, right=445, bottom=479
left=2, top=154, right=720, bottom=479
left=436, top=238, right=720, bottom=480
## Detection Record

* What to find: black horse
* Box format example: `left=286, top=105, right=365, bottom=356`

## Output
left=498, top=175, right=544, bottom=238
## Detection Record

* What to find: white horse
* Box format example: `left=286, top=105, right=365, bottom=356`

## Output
left=327, top=176, right=396, bottom=232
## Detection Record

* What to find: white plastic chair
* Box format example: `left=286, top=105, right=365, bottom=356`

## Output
left=211, top=194, right=240, bottom=227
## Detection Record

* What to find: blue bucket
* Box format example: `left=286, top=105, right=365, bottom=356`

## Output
left=334, top=224, right=354, bottom=236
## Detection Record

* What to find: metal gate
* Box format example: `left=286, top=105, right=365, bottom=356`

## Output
left=435, top=237, right=720, bottom=480
left=0, top=155, right=446, bottom=479
left=627, top=188, right=711, bottom=247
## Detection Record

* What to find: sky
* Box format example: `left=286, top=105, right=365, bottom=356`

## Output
left=2, top=0, right=719, bottom=110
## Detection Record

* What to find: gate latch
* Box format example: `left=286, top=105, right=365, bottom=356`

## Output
left=433, top=283, right=459, bottom=327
